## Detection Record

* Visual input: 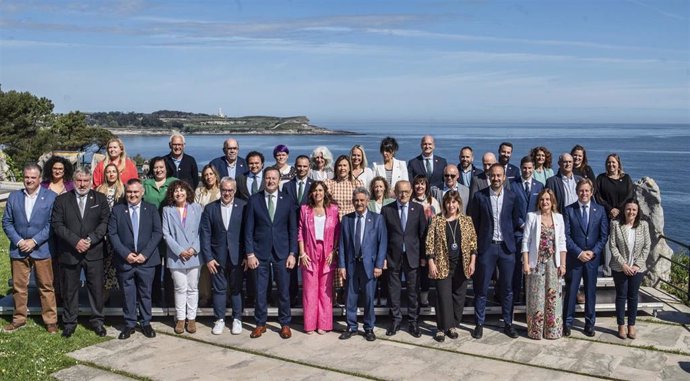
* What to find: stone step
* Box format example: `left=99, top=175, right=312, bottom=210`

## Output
left=52, top=364, right=137, bottom=381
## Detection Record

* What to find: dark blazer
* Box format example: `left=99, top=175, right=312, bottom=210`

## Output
left=51, top=190, right=110, bottom=265
left=283, top=176, right=313, bottom=209
left=200, top=198, right=247, bottom=267
left=469, top=186, right=521, bottom=254
left=381, top=201, right=427, bottom=270
left=244, top=190, right=298, bottom=261
left=209, top=156, right=248, bottom=179
left=563, top=200, right=609, bottom=260
left=2, top=187, right=57, bottom=260
left=468, top=172, right=490, bottom=211
left=545, top=173, right=583, bottom=214
left=505, top=163, right=520, bottom=182
left=456, top=164, right=481, bottom=189
left=235, top=172, right=264, bottom=201
left=407, top=154, right=447, bottom=189
left=510, top=177, right=544, bottom=235
left=338, top=211, right=387, bottom=279
left=164, top=153, right=199, bottom=189
left=107, top=200, right=163, bottom=270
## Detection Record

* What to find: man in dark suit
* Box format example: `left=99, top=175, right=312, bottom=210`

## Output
left=2, top=164, right=58, bottom=334
left=457, top=146, right=481, bottom=189
left=235, top=151, right=265, bottom=201
left=244, top=167, right=298, bottom=339
left=469, top=163, right=521, bottom=339
left=200, top=177, right=247, bottom=336
left=163, top=133, right=199, bottom=189
left=51, top=168, right=110, bottom=338
left=381, top=180, right=427, bottom=337
left=108, top=178, right=163, bottom=340
left=498, top=142, right=520, bottom=182
left=469, top=152, right=496, bottom=209
left=430, top=165, right=470, bottom=215
left=563, top=178, right=609, bottom=337
left=407, top=135, right=447, bottom=189
left=338, top=187, right=387, bottom=342
left=545, top=153, right=582, bottom=214
left=209, top=138, right=247, bottom=179
left=509, top=156, right=543, bottom=307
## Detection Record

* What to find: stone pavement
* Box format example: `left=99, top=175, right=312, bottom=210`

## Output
left=53, top=288, right=690, bottom=381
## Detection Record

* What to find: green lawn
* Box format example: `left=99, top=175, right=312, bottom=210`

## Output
left=0, top=205, right=111, bottom=380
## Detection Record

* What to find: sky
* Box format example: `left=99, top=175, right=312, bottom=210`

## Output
left=0, top=0, right=688, bottom=124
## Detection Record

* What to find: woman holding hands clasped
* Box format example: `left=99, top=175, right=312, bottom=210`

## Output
left=521, top=188, right=567, bottom=340
left=426, top=191, right=477, bottom=342
left=608, top=198, right=650, bottom=340
left=297, top=181, right=341, bottom=334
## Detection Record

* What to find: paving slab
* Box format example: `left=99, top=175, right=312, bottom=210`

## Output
left=52, top=365, right=136, bottom=381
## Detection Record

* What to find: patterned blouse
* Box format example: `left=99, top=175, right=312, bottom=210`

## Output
left=326, top=178, right=363, bottom=220
left=425, top=214, right=477, bottom=279
left=538, top=224, right=556, bottom=264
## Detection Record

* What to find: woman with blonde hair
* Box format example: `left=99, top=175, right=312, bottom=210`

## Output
left=92, top=138, right=138, bottom=188
left=350, top=144, right=374, bottom=190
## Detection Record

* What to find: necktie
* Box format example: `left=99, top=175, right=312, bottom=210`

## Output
left=425, top=159, right=432, bottom=176
left=581, top=205, right=589, bottom=230
left=268, top=194, right=275, bottom=222
left=297, top=181, right=304, bottom=203
left=524, top=181, right=530, bottom=196
left=78, top=195, right=86, bottom=218
left=400, top=203, right=407, bottom=252
left=131, top=205, right=139, bottom=252
left=354, top=214, right=363, bottom=258
left=251, top=175, right=259, bottom=195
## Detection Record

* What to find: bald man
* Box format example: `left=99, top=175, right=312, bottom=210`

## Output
left=407, top=135, right=447, bottom=189
left=469, top=152, right=497, bottom=204
left=210, top=138, right=248, bottom=179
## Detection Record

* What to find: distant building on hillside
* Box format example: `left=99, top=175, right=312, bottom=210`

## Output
left=218, top=107, right=226, bottom=118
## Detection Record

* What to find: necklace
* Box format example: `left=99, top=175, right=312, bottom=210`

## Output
left=447, top=218, right=459, bottom=251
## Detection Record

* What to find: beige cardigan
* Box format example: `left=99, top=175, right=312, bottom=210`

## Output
left=608, top=220, right=650, bottom=273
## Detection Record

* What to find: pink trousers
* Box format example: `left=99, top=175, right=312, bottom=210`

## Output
left=301, top=240, right=334, bottom=331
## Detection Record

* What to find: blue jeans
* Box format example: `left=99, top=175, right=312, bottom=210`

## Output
left=612, top=270, right=644, bottom=326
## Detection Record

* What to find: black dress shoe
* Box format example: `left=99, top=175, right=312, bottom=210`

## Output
left=472, top=325, right=483, bottom=339
left=445, top=329, right=459, bottom=339
left=339, top=330, right=355, bottom=340
left=408, top=322, right=422, bottom=338
left=141, top=324, right=156, bottom=338
left=364, top=329, right=376, bottom=342
left=386, top=322, right=400, bottom=336
left=118, top=327, right=135, bottom=340
left=94, top=325, right=107, bottom=337
left=563, top=326, right=571, bottom=337
left=584, top=326, right=596, bottom=337
left=504, top=324, right=518, bottom=338
left=62, top=326, right=76, bottom=338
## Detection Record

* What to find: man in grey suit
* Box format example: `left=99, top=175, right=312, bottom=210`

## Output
left=545, top=153, right=582, bottom=214
left=469, top=152, right=497, bottom=203
left=431, top=165, right=470, bottom=214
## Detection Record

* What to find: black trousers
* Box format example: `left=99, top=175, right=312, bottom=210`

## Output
left=61, top=259, right=104, bottom=329
left=388, top=254, right=419, bottom=324
left=435, top=256, right=468, bottom=331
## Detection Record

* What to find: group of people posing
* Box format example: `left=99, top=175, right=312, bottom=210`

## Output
left=2, top=133, right=650, bottom=343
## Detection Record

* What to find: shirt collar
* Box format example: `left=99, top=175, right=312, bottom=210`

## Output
left=490, top=187, right=503, bottom=197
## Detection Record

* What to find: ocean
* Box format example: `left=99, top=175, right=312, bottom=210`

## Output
left=121, top=122, right=690, bottom=252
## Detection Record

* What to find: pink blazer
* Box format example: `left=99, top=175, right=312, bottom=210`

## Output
left=298, top=204, right=341, bottom=274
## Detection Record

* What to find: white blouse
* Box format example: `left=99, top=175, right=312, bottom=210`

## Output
left=626, top=227, right=636, bottom=266
left=314, top=214, right=326, bottom=241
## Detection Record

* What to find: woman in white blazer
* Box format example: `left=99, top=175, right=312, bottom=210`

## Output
left=521, top=188, right=567, bottom=340
left=162, top=180, right=203, bottom=335
left=372, top=137, right=408, bottom=197
left=608, top=198, right=650, bottom=340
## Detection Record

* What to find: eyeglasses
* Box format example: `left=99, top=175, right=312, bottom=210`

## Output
left=225, top=147, right=239, bottom=150
left=221, top=189, right=236, bottom=193
left=444, top=174, right=457, bottom=178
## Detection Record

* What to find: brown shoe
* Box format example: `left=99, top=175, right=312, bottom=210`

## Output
left=174, top=320, right=185, bottom=334
left=250, top=325, right=267, bottom=338
left=187, top=320, right=197, bottom=334
left=46, top=323, right=59, bottom=334
left=279, top=325, right=292, bottom=339
left=2, top=322, right=26, bottom=333
left=617, top=325, right=627, bottom=339
left=627, top=325, right=636, bottom=339
left=576, top=291, right=585, bottom=304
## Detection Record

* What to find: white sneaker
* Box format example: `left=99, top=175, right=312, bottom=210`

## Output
left=231, top=319, right=242, bottom=335
left=212, top=319, right=225, bottom=335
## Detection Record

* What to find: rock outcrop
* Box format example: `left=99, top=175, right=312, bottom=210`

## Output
left=635, top=177, right=674, bottom=286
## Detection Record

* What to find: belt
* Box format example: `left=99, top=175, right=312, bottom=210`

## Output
left=355, top=256, right=364, bottom=262
left=491, top=240, right=503, bottom=245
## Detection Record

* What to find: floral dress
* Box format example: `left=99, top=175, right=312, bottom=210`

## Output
left=525, top=223, right=563, bottom=339
left=102, top=187, right=120, bottom=291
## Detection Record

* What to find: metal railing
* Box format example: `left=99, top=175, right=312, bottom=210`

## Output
left=658, top=234, right=690, bottom=301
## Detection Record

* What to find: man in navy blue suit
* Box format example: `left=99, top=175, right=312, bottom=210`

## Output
left=563, top=178, right=609, bottom=337
left=510, top=156, right=543, bottom=306
left=209, top=138, right=247, bottom=179
left=244, top=167, right=298, bottom=339
left=338, top=187, right=387, bottom=342
left=498, top=142, right=520, bottom=182
left=108, top=178, right=163, bottom=340
left=469, top=163, right=521, bottom=339
left=200, top=177, right=247, bottom=336
left=407, top=135, right=447, bottom=189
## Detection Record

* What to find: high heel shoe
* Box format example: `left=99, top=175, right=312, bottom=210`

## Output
left=617, top=325, right=627, bottom=339
left=627, top=325, right=636, bottom=339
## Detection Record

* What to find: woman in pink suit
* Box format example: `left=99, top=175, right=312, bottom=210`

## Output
left=297, top=181, right=341, bottom=334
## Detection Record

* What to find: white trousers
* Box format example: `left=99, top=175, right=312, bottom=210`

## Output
left=170, top=267, right=200, bottom=320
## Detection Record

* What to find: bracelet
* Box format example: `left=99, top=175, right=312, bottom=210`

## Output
left=299, top=254, right=307, bottom=259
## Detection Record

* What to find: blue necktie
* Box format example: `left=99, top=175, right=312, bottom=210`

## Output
left=581, top=205, right=589, bottom=231
left=400, top=203, right=407, bottom=252
left=354, top=214, right=363, bottom=258
left=131, top=205, right=139, bottom=252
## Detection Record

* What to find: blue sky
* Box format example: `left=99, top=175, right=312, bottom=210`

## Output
left=1, top=0, right=688, bottom=123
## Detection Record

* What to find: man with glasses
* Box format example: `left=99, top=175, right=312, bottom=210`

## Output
left=164, top=133, right=199, bottom=189
left=200, top=177, right=247, bottom=335
left=431, top=165, right=470, bottom=214
left=546, top=153, right=582, bottom=214
left=210, top=138, right=247, bottom=179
